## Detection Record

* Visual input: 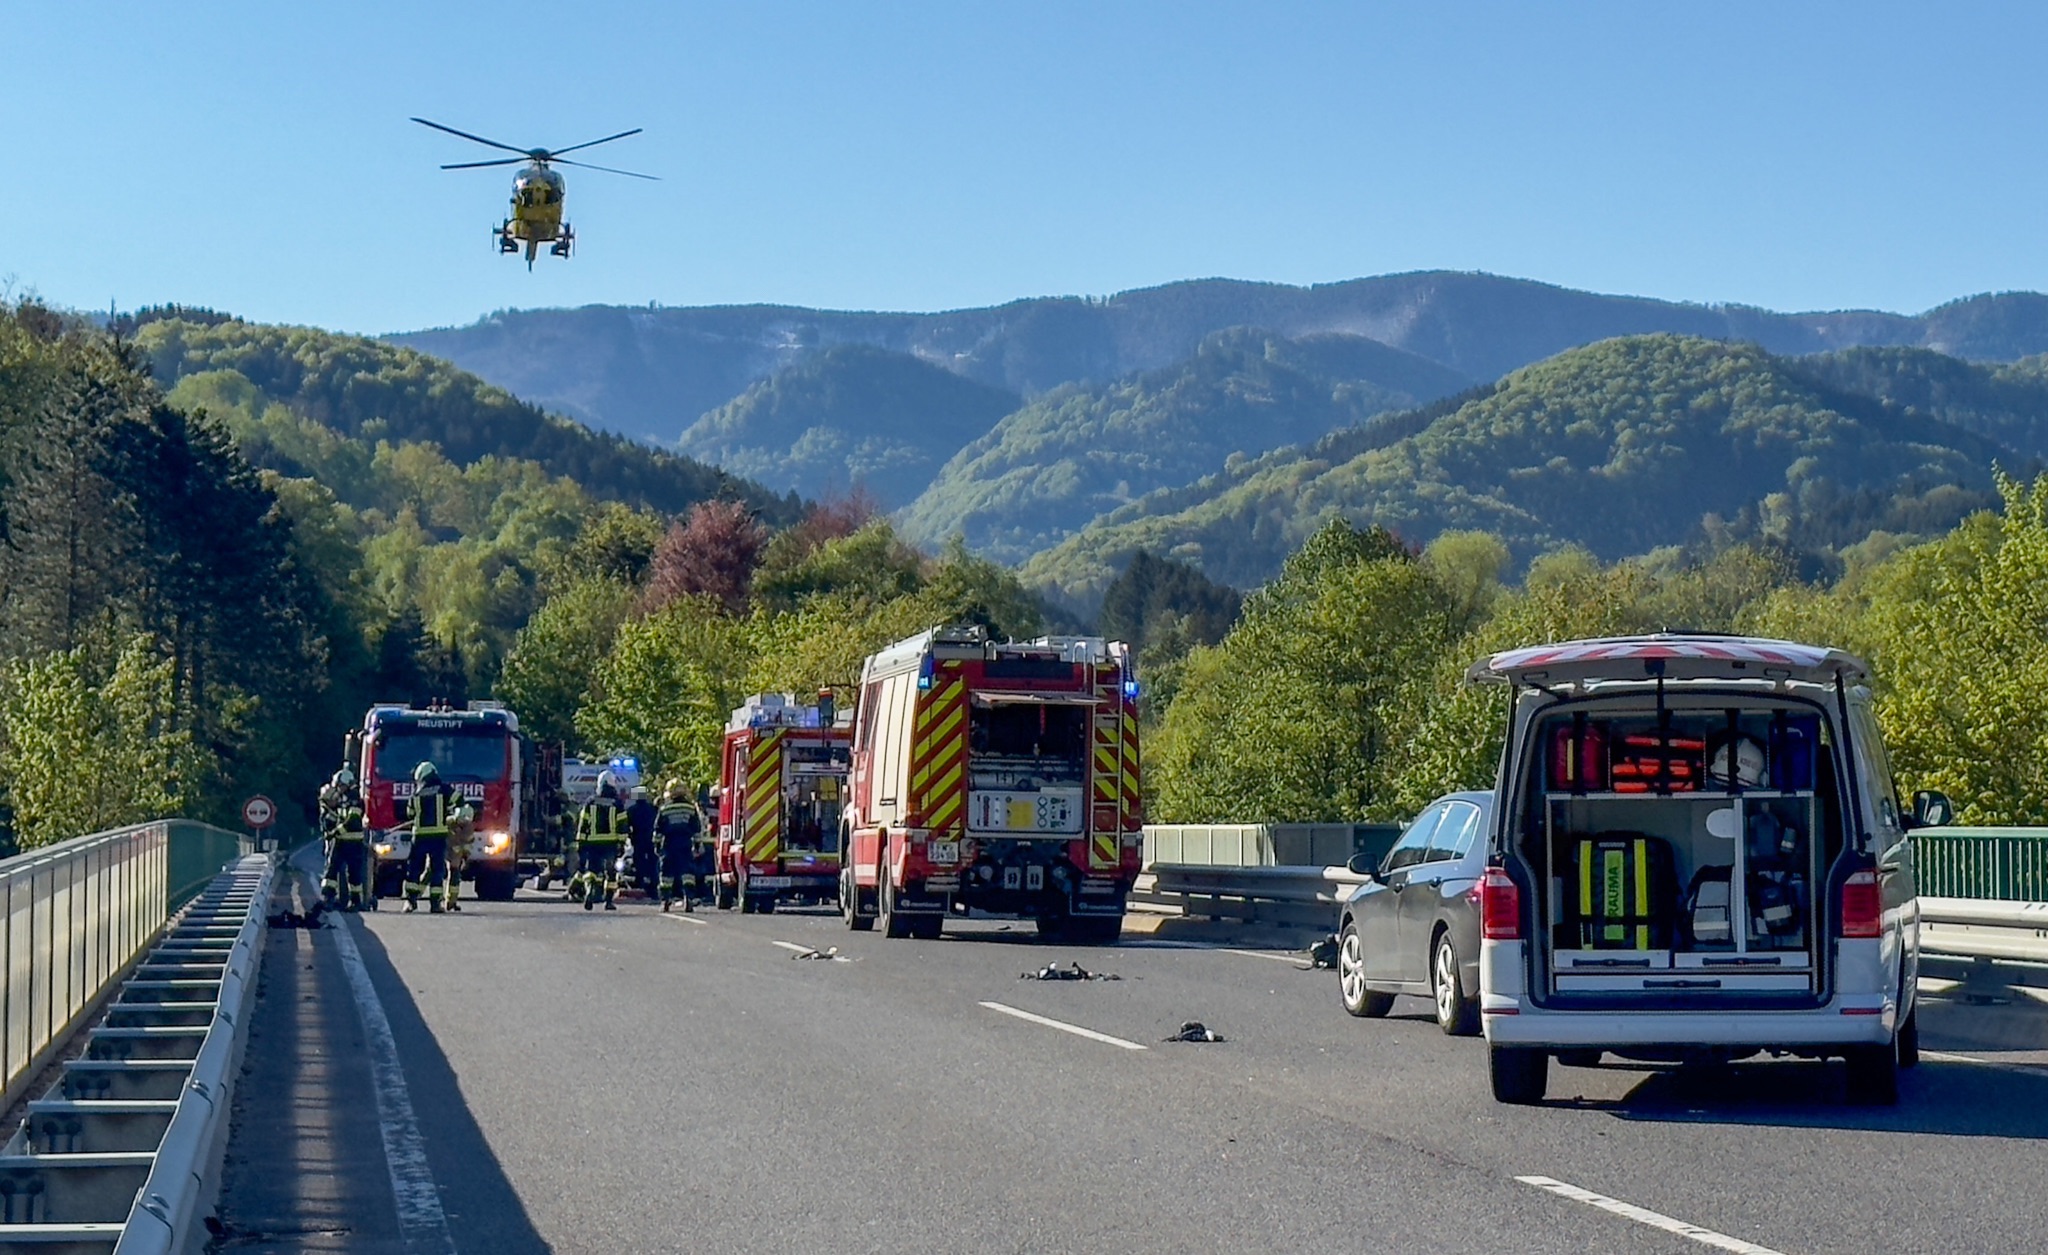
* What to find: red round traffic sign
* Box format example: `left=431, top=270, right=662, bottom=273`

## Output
left=241, top=795, right=276, bottom=828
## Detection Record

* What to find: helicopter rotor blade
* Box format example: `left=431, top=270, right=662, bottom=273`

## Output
left=548, top=127, right=644, bottom=157
left=554, top=158, right=661, bottom=180
left=411, top=117, right=532, bottom=156
left=439, top=157, right=527, bottom=170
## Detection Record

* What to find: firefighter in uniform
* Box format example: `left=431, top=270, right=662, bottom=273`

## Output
left=654, top=778, right=705, bottom=912
left=444, top=801, right=477, bottom=913
left=318, top=768, right=356, bottom=861
left=626, top=786, right=659, bottom=897
left=320, top=776, right=370, bottom=911
left=573, top=773, right=627, bottom=911
left=403, top=761, right=456, bottom=914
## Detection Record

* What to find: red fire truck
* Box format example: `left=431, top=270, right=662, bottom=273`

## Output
left=714, top=693, right=851, bottom=914
left=841, top=629, right=1142, bottom=942
left=348, top=701, right=546, bottom=902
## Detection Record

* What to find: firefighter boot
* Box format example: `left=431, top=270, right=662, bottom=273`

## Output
left=405, top=897, right=418, bottom=913
left=428, top=898, right=443, bottom=915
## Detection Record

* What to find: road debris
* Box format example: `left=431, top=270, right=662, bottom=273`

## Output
left=789, top=946, right=846, bottom=961
left=1163, top=1020, right=1225, bottom=1043
left=266, top=904, right=330, bottom=930
left=1021, top=961, right=1120, bottom=982
left=1306, top=934, right=1340, bottom=969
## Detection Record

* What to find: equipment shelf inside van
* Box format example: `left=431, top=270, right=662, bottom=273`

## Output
left=1532, top=701, right=1835, bottom=1000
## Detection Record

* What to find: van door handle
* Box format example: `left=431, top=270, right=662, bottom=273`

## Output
left=1878, top=862, right=1901, bottom=874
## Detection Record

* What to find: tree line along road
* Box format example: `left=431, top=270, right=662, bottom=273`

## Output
left=211, top=851, right=2048, bottom=1255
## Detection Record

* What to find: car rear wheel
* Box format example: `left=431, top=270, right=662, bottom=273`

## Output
left=1430, top=931, right=1480, bottom=1037
left=1489, top=1046, right=1548, bottom=1104
left=1338, top=921, right=1393, bottom=1018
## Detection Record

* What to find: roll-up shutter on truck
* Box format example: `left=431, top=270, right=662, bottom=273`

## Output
left=910, top=667, right=968, bottom=835
left=743, top=732, right=783, bottom=865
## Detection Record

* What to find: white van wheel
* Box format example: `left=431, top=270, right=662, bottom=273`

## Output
left=1489, top=1046, right=1548, bottom=1105
left=1844, top=1040, right=1900, bottom=1105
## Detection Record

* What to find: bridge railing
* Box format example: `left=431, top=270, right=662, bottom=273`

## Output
left=0, top=820, right=252, bottom=1113
left=1911, top=826, right=2048, bottom=901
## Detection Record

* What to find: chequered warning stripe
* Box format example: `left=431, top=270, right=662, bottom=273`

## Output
left=911, top=677, right=968, bottom=835
left=743, top=731, right=782, bottom=863
left=1089, top=667, right=1122, bottom=870
left=1121, top=694, right=1143, bottom=831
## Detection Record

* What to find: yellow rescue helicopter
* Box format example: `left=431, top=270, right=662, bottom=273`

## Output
left=412, top=117, right=657, bottom=268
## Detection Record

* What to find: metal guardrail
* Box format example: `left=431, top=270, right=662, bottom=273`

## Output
left=0, top=854, right=271, bottom=1253
left=1140, top=866, right=2048, bottom=983
left=1142, top=823, right=1400, bottom=871
left=1136, top=864, right=1369, bottom=930
left=116, top=856, right=272, bottom=1254
left=1919, top=896, right=2048, bottom=994
left=1912, top=827, right=2048, bottom=901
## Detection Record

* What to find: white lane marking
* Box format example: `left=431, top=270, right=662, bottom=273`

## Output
left=660, top=912, right=709, bottom=927
left=1223, top=948, right=1308, bottom=965
left=1921, top=1048, right=2048, bottom=1072
left=770, top=940, right=815, bottom=954
left=978, top=1001, right=1148, bottom=1051
left=1516, top=1175, right=1786, bottom=1255
left=1923, top=1049, right=1989, bottom=1064
left=311, top=873, right=458, bottom=1254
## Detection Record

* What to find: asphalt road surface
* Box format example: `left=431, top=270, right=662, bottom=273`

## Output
left=212, top=860, right=2048, bottom=1254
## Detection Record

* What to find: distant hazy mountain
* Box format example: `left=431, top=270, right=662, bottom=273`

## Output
left=386, top=274, right=2048, bottom=445
left=677, top=344, right=1021, bottom=507
left=1022, top=335, right=2048, bottom=606
left=898, top=329, right=1473, bottom=561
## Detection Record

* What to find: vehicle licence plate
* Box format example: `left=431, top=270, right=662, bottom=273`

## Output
left=927, top=841, right=960, bottom=864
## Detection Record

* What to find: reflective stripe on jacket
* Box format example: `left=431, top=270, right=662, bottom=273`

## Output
left=408, top=785, right=452, bottom=837
left=579, top=798, right=626, bottom=843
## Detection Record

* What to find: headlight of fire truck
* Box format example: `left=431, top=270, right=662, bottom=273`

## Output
left=373, top=842, right=394, bottom=857
left=481, top=831, right=512, bottom=855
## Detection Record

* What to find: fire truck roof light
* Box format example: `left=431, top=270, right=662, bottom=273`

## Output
left=1123, top=679, right=1140, bottom=699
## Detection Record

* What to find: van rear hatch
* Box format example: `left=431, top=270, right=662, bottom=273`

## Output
left=1471, top=635, right=1868, bottom=689
left=1486, top=637, right=1863, bottom=1011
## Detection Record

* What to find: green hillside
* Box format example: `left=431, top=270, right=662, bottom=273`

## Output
left=136, top=318, right=795, bottom=522
left=1024, top=335, right=2048, bottom=604
left=676, top=343, right=1022, bottom=507
left=899, top=329, right=1471, bottom=561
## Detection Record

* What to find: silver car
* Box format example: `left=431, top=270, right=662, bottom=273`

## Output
left=1336, top=790, right=1493, bottom=1035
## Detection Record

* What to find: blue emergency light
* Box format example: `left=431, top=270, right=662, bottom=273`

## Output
left=1123, top=679, right=1141, bottom=700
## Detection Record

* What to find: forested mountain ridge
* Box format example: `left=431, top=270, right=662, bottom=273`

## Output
left=1023, top=335, right=2048, bottom=605
left=138, top=319, right=797, bottom=522
left=898, top=329, right=1473, bottom=561
left=676, top=343, right=1022, bottom=507
left=387, top=273, right=2048, bottom=444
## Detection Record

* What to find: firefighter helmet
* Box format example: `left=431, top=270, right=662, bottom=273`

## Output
left=596, top=770, right=618, bottom=797
left=332, top=767, right=356, bottom=789
left=664, top=777, right=688, bottom=802
left=413, top=761, right=439, bottom=784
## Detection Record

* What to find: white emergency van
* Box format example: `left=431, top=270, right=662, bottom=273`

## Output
left=1469, top=635, right=1947, bottom=1105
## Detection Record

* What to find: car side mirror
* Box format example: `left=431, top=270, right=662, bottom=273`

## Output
left=1911, top=789, right=1953, bottom=829
left=1345, top=853, right=1379, bottom=878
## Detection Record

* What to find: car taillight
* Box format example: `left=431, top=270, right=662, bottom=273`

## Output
left=1840, top=869, right=1882, bottom=938
left=1480, top=866, right=1522, bottom=941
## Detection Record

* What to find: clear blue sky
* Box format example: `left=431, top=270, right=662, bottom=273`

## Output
left=11, top=2, right=2047, bottom=335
